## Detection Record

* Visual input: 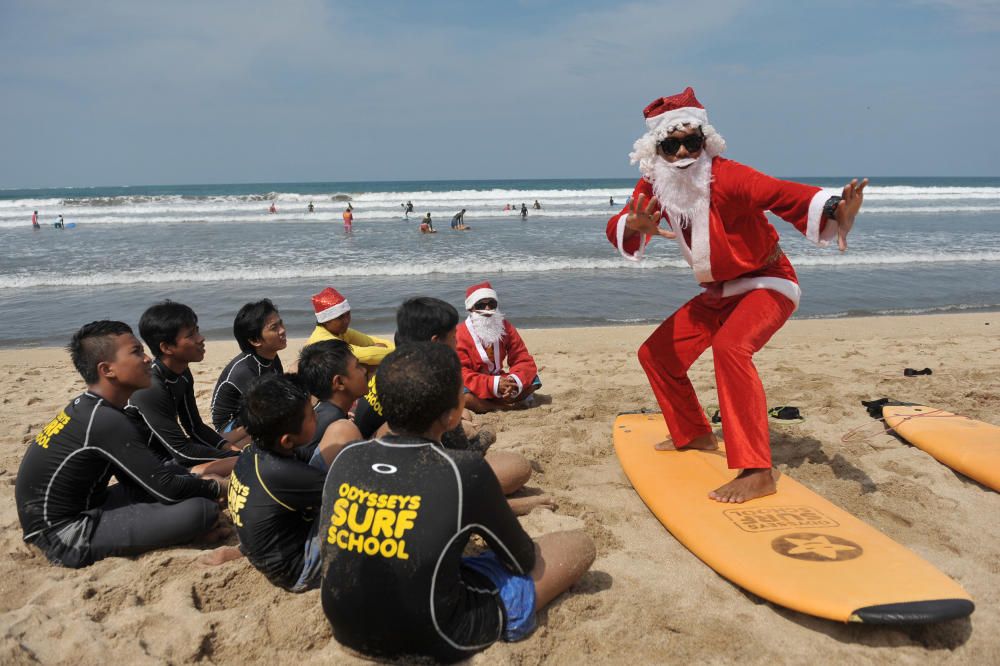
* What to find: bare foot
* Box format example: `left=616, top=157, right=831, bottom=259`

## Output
left=197, top=545, right=244, bottom=566
left=708, top=468, right=777, bottom=503
left=654, top=432, right=718, bottom=452
left=508, top=494, right=557, bottom=516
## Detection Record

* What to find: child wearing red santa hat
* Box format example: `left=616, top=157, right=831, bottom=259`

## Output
left=306, top=287, right=395, bottom=370
left=456, top=281, right=544, bottom=414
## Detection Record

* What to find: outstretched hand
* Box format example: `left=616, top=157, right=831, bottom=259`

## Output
left=835, top=178, right=869, bottom=252
left=625, top=194, right=675, bottom=239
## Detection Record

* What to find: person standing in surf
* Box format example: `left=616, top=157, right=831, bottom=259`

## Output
left=607, top=87, right=867, bottom=503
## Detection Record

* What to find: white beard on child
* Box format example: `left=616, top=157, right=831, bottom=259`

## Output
left=470, top=310, right=506, bottom=346
left=649, top=152, right=712, bottom=231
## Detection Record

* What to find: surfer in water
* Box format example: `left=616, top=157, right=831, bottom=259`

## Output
left=607, top=87, right=867, bottom=503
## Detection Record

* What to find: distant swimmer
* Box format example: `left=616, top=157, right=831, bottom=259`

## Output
left=402, top=201, right=414, bottom=219
left=32, top=210, right=39, bottom=228
left=503, top=203, right=510, bottom=211
left=269, top=202, right=278, bottom=214
left=533, top=200, right=541, bottom=210
left=308, top=202, right=315, bottom=213
left=55, top=215, right=65, bottom=229
left=451, top=208, right=468, bottom=230
left=343, top=207, right=354, bottom=232
left=609, top=196, right=615, bottom=207
left=420, top=212, right=436, bottom=233
left=520, top=203, right=528, bottom=219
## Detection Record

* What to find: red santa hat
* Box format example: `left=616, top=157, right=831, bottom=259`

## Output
left=312, top=287, right=351, bottom=323
left=464, top=281, right=498, bottom=310
left=643, top=86, right=709, bottom=135
left=629, top=86, right=726, bottom=178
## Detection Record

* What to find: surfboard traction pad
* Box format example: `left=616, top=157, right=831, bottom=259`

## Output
left=613, top=413, right=975, bottom=624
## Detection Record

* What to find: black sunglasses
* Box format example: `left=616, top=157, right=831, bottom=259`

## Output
left=474, top=299, right=498, bottom=310
left=658, top=134, right=705, bottom=156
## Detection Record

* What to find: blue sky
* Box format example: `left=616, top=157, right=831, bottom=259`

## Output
left=1, top=0, right=998, bottom=187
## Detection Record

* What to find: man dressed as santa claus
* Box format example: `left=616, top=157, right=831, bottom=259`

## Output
left=456, top=282, right=542, bottom=413
left=607, top=87, right=867, bottom=503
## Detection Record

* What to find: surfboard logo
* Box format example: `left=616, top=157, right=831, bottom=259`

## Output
left=723, top=505, right=839, bottom=533
left=770, top=533, right=863, bottom=562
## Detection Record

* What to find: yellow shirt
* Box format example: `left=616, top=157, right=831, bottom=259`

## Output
left=306, top=326, right=395, bottom=365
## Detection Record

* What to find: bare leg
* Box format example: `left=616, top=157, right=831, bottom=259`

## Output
left=653, top=432, right=719, bottom=452
left=530, top=530, right=596, bottom=611
left=508, top=495, right=557, bottom=516
left=708, top=468, right=778, bottom=503
left=191, top=456, right=238, bottom=477
left=485, top=450, right=531, bottom=495
left=197, top=545, right=244, bottom=566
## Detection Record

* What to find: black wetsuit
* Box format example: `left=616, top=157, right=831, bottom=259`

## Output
left=309, top=401, right=347, bottom=447
left=126, top=359, right=238, bottom=467
left=319, top=435, right=535, bottom=663
left=15, top=392, right=220, bottom=568
left=354, top=373, right=475, bottom=450
left=230, top=443, right=326, bottom=590
left=210, top=352, right=284, bottom=430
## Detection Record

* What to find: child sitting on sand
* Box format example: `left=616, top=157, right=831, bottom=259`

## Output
left=306, top=287, right=395, bottom=370
left=15, top=321, right=226, bottom=568
left=297, top=339, right=366, bottom=470
left=210, top=299, right=287, bottom=432
left=318, top=343, right=596, bottom=662
left=227, top=374, right=327, bottom=592
left=126, top=301, right=247, bottom=477
left=352, top=296, right=549, bottom=515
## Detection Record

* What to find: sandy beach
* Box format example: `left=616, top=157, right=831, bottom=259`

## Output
left=1, top=313, right=998, bottom=664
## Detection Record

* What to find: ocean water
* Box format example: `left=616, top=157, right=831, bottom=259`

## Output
left=1, top=177, right=998, bottom=348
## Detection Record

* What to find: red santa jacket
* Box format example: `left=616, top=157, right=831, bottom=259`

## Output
left=456, top=318, right=538, bottom=400
left=606, top=157, right=839, bottom=309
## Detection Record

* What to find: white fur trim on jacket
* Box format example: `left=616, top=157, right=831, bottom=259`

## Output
left=806, top=189, right=841, bottom=246
left=689, top=206, right=713, bottom=283
left=492, top=375, right=501, bottom=399
left=465, top=287, right=498, bottom=310
left=615, top=216, right=648, bottom=262
left=315, top=299, right=351, bottom=323
left=720, top=276, right=801, bottom=311
left=645, top=107, right=709, bottom=135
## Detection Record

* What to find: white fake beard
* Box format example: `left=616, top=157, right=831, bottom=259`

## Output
left=470, top=310, right=506, bottom=346
left=649, top=153, right=712, bottom=231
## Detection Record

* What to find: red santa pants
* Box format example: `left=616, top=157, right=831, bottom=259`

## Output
left=637, top=288, right=795, bottom=470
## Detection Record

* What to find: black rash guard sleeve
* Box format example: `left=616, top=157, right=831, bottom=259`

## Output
left=464, top=456, right=536, bottom=573
left=181, top=373, right=229, bottom=447
left=128, top=381, right=237, bottom=465
left=92, top=411, right=222, bottom=502
left=210, top=379, right=243, bottom=430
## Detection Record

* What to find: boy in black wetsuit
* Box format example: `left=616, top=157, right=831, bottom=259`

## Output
left=15, top=321, right=226, bottom=568
left=126, top=301, right=245, bottom=477
left=297, top=339, right=366, bottom=470
left=353, top=297, right=549, bottom=515
left=319, top=343, right=595, bottom=662
left=228, top=374, right=327, bottom=591
left=210, top=299, right=287, bottom=431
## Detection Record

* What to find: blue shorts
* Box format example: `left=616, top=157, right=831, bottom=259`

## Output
left=462, top=551, right=537, bottom=642
left=289, top=520, right=322, bottom=593
left=307, top=445, right=328, bottom=473
left=221, top=419, right=237, bottom=434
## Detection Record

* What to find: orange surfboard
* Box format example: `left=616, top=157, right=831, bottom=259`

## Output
left=880, top=404, right=1000, bottom=492
left=614, top=413, right=974, bottom=623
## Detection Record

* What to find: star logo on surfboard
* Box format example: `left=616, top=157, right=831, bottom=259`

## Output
left=771, top=533, right=863, bottom=562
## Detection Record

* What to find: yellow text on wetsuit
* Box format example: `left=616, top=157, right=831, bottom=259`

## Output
left=327, top=482, right=420, bottom=560
left=228, top=473, right=250, bottom=527
left=363, top=376, right=383, bottom=416
left=36, top=411, right=70, bottom=449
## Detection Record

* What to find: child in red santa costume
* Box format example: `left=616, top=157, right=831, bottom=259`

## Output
left=607, top=86, right=867, bottom=503
left=456, top=282, right=542, bottom=414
